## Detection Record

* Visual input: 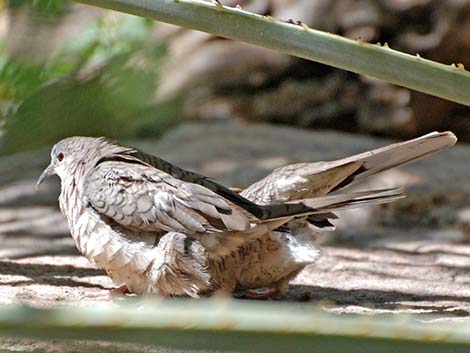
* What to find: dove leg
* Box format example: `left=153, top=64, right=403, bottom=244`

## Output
left=86, top=284, right=131, bottom=299
left=240, top=269, right=299, bottom=299
left=109, top=284, right=131, bottom=295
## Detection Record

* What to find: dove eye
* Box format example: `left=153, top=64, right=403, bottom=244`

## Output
left=57, top=152, right=65, bottom=162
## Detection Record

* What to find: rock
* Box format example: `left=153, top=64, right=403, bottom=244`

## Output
left=153, top=0, right=470, bottom=141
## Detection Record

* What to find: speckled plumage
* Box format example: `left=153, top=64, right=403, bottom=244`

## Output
left=37, top=132, right=456, bottom=297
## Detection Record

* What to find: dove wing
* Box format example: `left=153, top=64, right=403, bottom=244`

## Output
left=84, top=161, right=251, bottom=235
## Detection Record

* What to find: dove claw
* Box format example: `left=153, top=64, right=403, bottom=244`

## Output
left=241, top=288, right=281, bottom=300
left=87, top=285, right=131, bottom=299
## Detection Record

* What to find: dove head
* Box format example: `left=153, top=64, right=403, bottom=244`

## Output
left=36, top=136, right=131, bottom=188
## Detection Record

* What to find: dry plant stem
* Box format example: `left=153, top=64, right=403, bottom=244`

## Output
left=73, top=0, right=470, bottom=106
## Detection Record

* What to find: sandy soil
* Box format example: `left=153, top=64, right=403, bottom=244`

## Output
left=0, top=122, right=469, bottom=351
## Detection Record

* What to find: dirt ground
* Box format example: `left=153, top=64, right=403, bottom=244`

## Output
left=0, top=122, right=469, bottom=351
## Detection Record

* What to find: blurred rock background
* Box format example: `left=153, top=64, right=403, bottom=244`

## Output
left=0, top=0, right=469, bottom=155
left=156, top=0, right=470, bottom=140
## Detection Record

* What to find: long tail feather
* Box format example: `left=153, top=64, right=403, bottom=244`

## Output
left=256, top=188, right=404, bottom=220
left=331, top=131, right=457, bottom=191
left=242, top=131, right=456, bottom=204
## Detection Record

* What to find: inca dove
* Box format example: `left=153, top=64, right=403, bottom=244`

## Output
left=37, top=131, right=456, bottom=297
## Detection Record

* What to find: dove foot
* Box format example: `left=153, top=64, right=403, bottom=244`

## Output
left=88, top=285, right=132, bottom=299
left=241, top=288, right=281, bottom=300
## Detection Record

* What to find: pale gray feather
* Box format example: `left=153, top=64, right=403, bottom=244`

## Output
left=84, top=161, right=251, bottom=234
left=242, top=131, right=457, bottom=204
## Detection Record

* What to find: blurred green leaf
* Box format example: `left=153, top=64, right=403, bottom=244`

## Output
left=0, top=7, right=181, bottom=154
left=2, top=299, right=470, bottom=353
left=0, top=49, right=167, bottom=153
left=9, top=0, right=66, bottom=15
left=31, top=0, right=65, bottom=14
left=0, top=57, right=73, bottom=101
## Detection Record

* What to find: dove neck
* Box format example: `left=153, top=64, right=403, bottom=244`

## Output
left=59, top=169, right=88, bottom=241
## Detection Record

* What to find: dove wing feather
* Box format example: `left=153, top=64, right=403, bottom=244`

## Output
left=84, top=161, right=251, bottom=235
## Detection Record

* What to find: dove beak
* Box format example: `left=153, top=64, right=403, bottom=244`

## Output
left=36, top=163, right=55, bottom=190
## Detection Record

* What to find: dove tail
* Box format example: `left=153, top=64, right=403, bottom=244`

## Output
left=331, top=131, right=457, bottom=191
left=256, top=188, right=404, bottom=220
